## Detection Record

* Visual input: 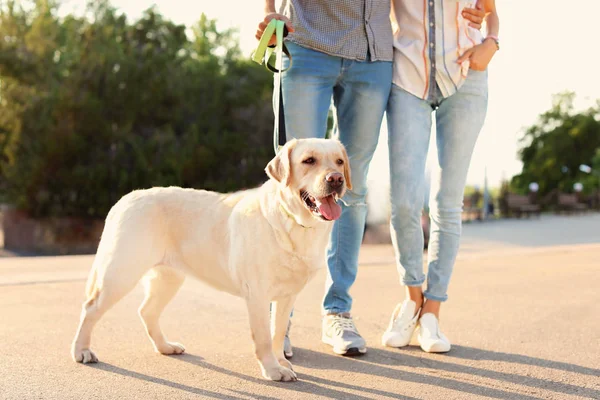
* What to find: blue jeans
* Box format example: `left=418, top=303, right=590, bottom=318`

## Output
left=387, top=69, right=488, bottom=302
left=280, top=42, right=392, bottom=314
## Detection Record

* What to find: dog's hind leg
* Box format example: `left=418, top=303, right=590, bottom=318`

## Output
left=71, top=248, right=156, bottom=363
left=139, top=266, right=186, bottom=355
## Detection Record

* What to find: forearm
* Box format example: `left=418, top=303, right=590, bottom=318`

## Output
left=265, top=0, right=276, bottom=13
left=485, top=11, right=499, bottom=37
left=483, top=0, right=499, bottom=37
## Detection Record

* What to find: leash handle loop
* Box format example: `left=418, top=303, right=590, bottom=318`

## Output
left=252, top=19, right=292, bottom=154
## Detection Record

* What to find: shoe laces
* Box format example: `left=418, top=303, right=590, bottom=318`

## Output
left=330, top=315, right=359, bottom=336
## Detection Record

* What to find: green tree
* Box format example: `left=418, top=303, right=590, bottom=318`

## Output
left=0, top=0, right=275, bottom=218
left=511, top=92, right=600, bottom=196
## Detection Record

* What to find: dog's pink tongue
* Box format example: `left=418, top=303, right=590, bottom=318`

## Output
left=318, top=195, right=342, bottom=221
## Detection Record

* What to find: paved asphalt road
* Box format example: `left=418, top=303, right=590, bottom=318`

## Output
left=1, top=214, right=599, bottom=399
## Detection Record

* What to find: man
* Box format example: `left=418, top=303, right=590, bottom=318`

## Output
left=256, top=0, right=484, bottom=356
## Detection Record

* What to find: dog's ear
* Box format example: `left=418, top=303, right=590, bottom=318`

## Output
left=341, top=144, right=353, bottom=190
left=265, top=139, right=296, bottom=186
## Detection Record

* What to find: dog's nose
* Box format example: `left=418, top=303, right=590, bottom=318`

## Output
left=326, top=172, right=344, bottom=188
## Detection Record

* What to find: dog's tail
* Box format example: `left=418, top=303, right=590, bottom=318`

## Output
left=85, top=262, right=99, bottom=299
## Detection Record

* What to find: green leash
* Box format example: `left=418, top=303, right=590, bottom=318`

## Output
left=252, top=19, right=292, bottom=154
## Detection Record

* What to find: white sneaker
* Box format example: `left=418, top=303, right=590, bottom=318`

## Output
left=382, top=300, right=420, bottom=348
left=417, top=313, right=451, bottom=353
left=322, top=313, right=367, bottom=356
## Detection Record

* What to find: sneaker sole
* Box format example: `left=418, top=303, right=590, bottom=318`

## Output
left=418, top=337, right=451, bottom=353
left=336, top=347, right=367, bottom=356
left=421, top=343, right=451, bottom=353
left=322, top=336, right=367, bottom=356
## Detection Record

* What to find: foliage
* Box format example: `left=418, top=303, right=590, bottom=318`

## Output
left=511, top=92, right=600, bottom=196
left=0, top=0, right=275, bottom=218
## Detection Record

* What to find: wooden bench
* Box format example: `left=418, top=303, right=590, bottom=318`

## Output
left=557, top=193, right=588, bottom=213
left=506, top=193, right=540, bottom=218
left=587, top=191, right=600, bottom=210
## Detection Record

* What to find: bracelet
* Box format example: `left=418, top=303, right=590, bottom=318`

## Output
left=485, top=35, right=500, bottom=50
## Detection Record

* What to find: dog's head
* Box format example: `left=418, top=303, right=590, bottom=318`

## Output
left=265, top=138, right=352, bottom=223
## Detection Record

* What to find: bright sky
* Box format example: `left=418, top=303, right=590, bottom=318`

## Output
left=63, top=0, right=600, bottom=192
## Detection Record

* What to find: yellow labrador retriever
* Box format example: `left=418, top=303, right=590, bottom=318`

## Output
left=71, top=138, right=351, bottom=382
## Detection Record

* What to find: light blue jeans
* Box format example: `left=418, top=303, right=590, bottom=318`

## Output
left=387, top=69, right=488, bottom=302
left=281, top=42, right=392, bottom=314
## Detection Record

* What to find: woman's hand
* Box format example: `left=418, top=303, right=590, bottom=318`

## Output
left=457, top=38, right=498, bottom=71
left=462, top=1, right=486, bottom=30
left=255, top=13, right=294, bottom=46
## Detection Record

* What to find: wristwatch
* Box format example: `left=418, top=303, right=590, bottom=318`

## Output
left=486, top=35, right=500, bottom=50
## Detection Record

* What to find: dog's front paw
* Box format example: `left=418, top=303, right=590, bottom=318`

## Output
left=157, top=341, right=186, bottom=355
left=278, top=358, right=294, bottom=371
left=72, top=348, right=98, bottom=364
left=262, top=365, right=297, bottom=382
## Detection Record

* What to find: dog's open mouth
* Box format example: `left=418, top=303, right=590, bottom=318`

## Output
left=300, top=190, right=342, bottom=221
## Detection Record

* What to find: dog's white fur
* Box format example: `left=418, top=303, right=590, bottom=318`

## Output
left=71, top=138, right=352, bottom=381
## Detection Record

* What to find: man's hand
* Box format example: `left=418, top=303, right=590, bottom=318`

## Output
left=457, top=38, right=497, bottom=71
left=255, top=13, right=294, bottom=46
left=462, top=0, right=486, bottom=30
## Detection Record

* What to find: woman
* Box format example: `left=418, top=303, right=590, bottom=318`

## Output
left=382, top=0, right=499, bottom=352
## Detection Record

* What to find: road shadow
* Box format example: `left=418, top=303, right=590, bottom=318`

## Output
left=90, top=352, right=417, bottom=400
left=174, top=353, right=418, bottom=400
left=89, top=357, right=274, bottom=400
left=446, top=345, right=600, bottom=377
left=87, top=344, right=599, bottom=400
left=291, top=348, right=542, bottom=400
left=292, top=346, right=599, bottom=399
left=86, top=346, right=600, bottom=400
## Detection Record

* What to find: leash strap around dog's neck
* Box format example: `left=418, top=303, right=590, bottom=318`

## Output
left=252, top=19, right=292, bottom=155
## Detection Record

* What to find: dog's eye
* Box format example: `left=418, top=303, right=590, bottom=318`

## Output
left=303, top=157, right=315, bottom=165
left=336, top=159, right=344, bottom=165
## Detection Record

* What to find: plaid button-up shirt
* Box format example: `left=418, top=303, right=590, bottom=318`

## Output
left=279, top=0, right=393, bottom=62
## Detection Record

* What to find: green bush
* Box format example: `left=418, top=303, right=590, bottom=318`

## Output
left=0, top=0, right=275, bottom=218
